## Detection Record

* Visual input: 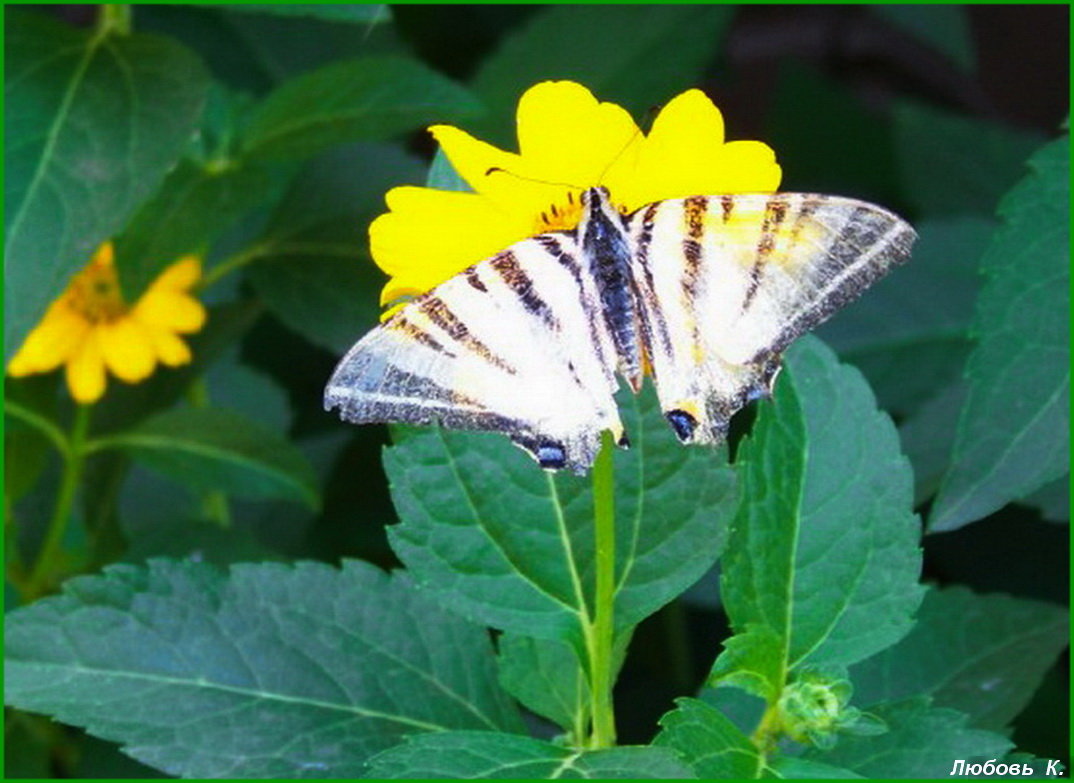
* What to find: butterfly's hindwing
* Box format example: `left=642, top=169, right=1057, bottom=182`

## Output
left=629, top=193, right=915, bottom=443
left=324, top=232, right=622, bottom=472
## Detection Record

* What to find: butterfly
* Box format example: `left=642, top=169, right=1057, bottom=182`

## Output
left=325, top=188, right=916, bottom=473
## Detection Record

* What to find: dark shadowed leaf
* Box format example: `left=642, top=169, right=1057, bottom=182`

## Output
left=850, top=586, right=1069, bottom=730
left=930, top=138, right=1069, bottom=531
left=804, top=698, right=1012, bottom=777
left=90, top=407, right=319, bottom=509
left=4, top=560, right=522, bottom=778
left=211, top=4, right=391, bottom=24
left=893, top=102, right=1043, bottom=217
left=871, top=5, right=975, bottom=71
left=471, top=6, right=734, bottom=146
left=5, top=11, right=209, bottom=361
left=241, top=57, right=481, bottom=161
left=247, top=142, right=424, bottom=354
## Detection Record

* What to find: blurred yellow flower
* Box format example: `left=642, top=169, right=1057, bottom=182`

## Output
left=370, top=80, right=782, bottom=306
left=8, top=242, right=207, bottom=404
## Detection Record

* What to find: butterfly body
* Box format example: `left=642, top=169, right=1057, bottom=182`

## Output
left=325, top=188, right=915, bottom=473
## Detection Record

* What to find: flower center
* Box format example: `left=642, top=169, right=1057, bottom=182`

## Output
left=67, top=255, right=128, bottom=322
left=534, top=190, right=586, bottom=233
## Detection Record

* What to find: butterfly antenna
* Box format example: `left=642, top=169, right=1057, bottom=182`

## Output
left=594, top=111, right=650, bottom=188
left=484, top=167, right=581, bottom=191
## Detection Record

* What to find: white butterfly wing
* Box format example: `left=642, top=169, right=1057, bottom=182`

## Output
left=629, top=193, right=916, bottom=443
left=325, top=232, right=622, bottom=472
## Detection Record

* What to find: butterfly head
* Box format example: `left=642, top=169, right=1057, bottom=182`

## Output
left=578, top=186, right=627, bottom=233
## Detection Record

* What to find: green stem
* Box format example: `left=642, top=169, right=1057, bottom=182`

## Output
left=588, top=429, right=617, bottom=748
left=27, top=405, right=91, bottom=598
left=96, top=4, right=131, bottom=36
left=5, top=400, right=70, bottom=457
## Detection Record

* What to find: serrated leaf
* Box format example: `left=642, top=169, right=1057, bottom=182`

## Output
left=114, top=157, right=286, bottom=300
left=803, top=698, right=1013, bottom=778
left=5, top=11, right=209, bottom=361
left=471, top=6, right=733, bottom=146
left=652, top=698, right=761, bottom=779
left=849, top=586, right=1069, bottom=730
left=247, top=142, right=424, bottom=353
left=93, top=407, right=319, bottom=509
left=871, top=6, right=974, bottom=72
left=385, top=385, right=738, bottom=651
left=893, top=102, right=1044, bottom=217
left=930, top=137, right=1070, bottom=531
left=4, top=559, right=522, bottom=778
left=367, top=731, right=695, bottom=779
left=241, top=57, right=481, bottom=161
left=711, top=337, right=923, bottom=700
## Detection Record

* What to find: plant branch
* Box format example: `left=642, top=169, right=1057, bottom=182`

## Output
left=587, top=429, right=617, bottom=748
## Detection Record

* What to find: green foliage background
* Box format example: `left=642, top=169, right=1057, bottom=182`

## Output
left=4, top=4, right=1069, bottom=779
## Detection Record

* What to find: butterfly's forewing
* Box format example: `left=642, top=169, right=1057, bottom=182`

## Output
left=629, top=193, right=916, bottom=444
left=324, top=232, right=622, bottom=473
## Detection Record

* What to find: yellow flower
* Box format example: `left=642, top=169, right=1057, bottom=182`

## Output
left=8, top=242, right=207, bottom=404
left=370, top=80, right=782, bottom=306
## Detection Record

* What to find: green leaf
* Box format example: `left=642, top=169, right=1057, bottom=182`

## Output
left=114, top=157, right=285, bottom=300
left=711, top=337, right=923, bottom=700
left=210, top=4, right=391, bottom=24
left=803, top=698, right=1013, bottom=778
left=92, top=407, right=319, bottom=509
left=471, top=6, right=734, bottom=146
left=367, top=731, right=695, bottom=779
left=5, top=559, right=522, bottom=778
left=893, top=102, right=1044, bottom=217
left=871, top=6, right=974, bottom=72
left=4, top=11, right=210, bottom=361
left=652, top=698, right=761, bottom=779
left=496, top=631, right=630, bottom=735
left=241, top=57, right=481, bottom=161
left=247, top=142, right=424, bottom=353
left=1021, top=475, right=1070, bottom=523
left=385, top=384, right=738, bottom=651
left=898, top=382, right=967, bottom=504
left=930, top=137, right=1070, bottom=531
left=849, top=586, right=1069, bottom=731
left=497, top=633, right=586, bottom=735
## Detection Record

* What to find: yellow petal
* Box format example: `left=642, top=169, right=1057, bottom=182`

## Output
left=617, top=89, right=780, bottom=210
left=134, top=289, right=207, bottom=333
left=516, top=81, right=641, bottom=187
left=8, top=306, right=88, bottom=376
left=430, top=124, right=523, bottom=199
left=65, top=330, right=107, bottom=404
left=144, top=326, right=192, bottom=366
left=98, top=317, right=157, bottom=382
left=92, top=241, right=115, bottom=267
left=371, top=186, right=533, bottom=299
left=148, top=256, right=202, bottom=292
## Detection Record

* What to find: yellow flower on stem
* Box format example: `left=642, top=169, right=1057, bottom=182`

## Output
left=370, top=80, right=782, bottom=306
left=8, top=242, right=207, bottom=404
